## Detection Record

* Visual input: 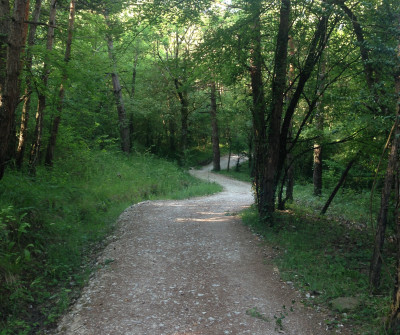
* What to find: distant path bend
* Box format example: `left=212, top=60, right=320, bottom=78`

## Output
left=54, top=155, right=336, bottom=335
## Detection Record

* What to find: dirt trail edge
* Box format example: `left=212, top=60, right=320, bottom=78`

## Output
left=54, top=156, right=340, bottom=335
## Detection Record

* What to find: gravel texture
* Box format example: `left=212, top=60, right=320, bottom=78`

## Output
left=53, top=156, right=342, bottom=335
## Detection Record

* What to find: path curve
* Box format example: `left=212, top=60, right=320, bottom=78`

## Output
left=54, top=156, right=336, bottom=335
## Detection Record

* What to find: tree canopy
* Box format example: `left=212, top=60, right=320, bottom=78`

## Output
left=1, top=0, right=400, bottom=333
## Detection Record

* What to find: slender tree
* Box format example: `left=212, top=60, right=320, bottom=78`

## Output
left=16, top=0, right=42, bottom=169
left=104, top=12, right=131, bottom=153
left=278, top=35, right=296, bottom=209
left=210, top=81, right=220, bottom=171
left=45, top=0, right=76, bottom=166
left=332, top=1, right=399, bottom=290
left=387, top=16, right=400, bottom=331
left=29, top=0, right=56, bottom=173
left=313, top=60, right=326, bottom=196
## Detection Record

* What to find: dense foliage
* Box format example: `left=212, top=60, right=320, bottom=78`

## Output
left=0, top=0, right=400, bottom=333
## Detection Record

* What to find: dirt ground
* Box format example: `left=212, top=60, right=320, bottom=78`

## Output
left=53, top=156, right=346, bottom=335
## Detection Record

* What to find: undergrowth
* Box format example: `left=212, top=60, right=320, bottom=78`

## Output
left=0, top=148, right=221, bottom=334
left=221, top=162, right=394, bottom=335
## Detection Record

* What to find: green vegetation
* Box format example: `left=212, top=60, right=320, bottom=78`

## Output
left=221, top=163, right=392, bottom=334
left=0, top=148, right=221, bottom=334
left=242, top=206, right=391, bottom=334
left=1, top=0, right=400, bottom=332
left=217, top=159, right=252, bottom=183
left=245, top=307, right=270, bottom=322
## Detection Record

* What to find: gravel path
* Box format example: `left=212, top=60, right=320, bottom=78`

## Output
left=54, top=156, right=338, bottom=335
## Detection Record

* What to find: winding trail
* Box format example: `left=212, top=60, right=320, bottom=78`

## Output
left=54, top=156, right=337, bottom=334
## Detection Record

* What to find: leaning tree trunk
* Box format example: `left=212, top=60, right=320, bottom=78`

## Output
left=105, top=14, right=131, bottom=153
left=16, top=0, right=41, bottom=169
left=45, top=0, right=75, bottom=167
left=320, top=155, right=357, bottom=215
left=29, top=0, right=56, bottom=174
left=210, top=82, right=220, bottom=171
left=260, top=0, right=290, bottom=219
left=0, top=0, right=30, bottom=179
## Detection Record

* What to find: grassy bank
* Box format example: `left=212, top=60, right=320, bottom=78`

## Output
left=0, top=149, right=221, bottom=334
left=219, top=163, right=393, bottom=334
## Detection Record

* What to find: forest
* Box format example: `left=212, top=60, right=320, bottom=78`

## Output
left=1, top=0, right=400, bottom=333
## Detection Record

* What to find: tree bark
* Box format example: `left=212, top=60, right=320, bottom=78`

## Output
left=16, top=0, right=41, bottom=169
left=389, top=14, right=400, bottom=326
left=369, top=125, right=400, bottom=289
left=313, top=113, right=324, bottom=197
left=278, top=15, right=328, bottom=175
left=248, top=0, right=267, bottom=209
left=0, top=0, right=10, bottom=99
left=210, top=82, right=220, bottom=171
left=278, top=35, right=296, bottom=210
left=45, top=0, right=75, bottom=167
left=105, top=13, right=131, bottom=154
left=0, top=0, right=30, bottom=179
left=29, top=0, right=56, bottom=174
left=370, top=35, right=400, bottom=290
left=259, top=0, right=290, bottom=219
left=174, top=78, right=189, bottom=156
left=5, top=0, right=30, bottom=164
left=387, top=14, right=400, bottom=332
left=313, top=42, right=327, bottom=196
left=320, top=155, right=357, bottom=215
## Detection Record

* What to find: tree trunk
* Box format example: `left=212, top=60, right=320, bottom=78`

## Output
left=390, top=160, right=400, bottom=332
left=16, top=0, right=41, bottom=169
left=0, top=0, right=10, bottom=99
left=210, top=82, right=220, bottom=171
left=248, top=0, right=267, bottom=209
left=285, top=36, right=296, bottom=204
left=0, top=0, right=30, bottom=179
left=313, top=58, right=326, bottom=196
left=248, top=132, right=254, bottom=176
left=45, top=0, right=75, bottom=167
left=105, top=14, right=131, bottom=154
left=259, top=0, right=290, bottom=219
left=278, top=15, right=328, bottom=178
left=369, top=127, right=400, bottom=288
left=387, top=15, right=400, bottom=332
left=279, top=35, right=296, bottom=210
left=29, top=0, right=56, bottom=174
left=227, top=131, right=232, bottom=172
left=174, top=78, right=189, bottom=156
left=370, top=46, right=400, bottom=292
left=313, top=142, right=323, bottom=195
left=320, top=155, right=357, bottom=215
left=285, top=159, right=294, bottom=201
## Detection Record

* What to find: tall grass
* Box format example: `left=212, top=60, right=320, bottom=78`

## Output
left=0, top=149, right=221, bottom=334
